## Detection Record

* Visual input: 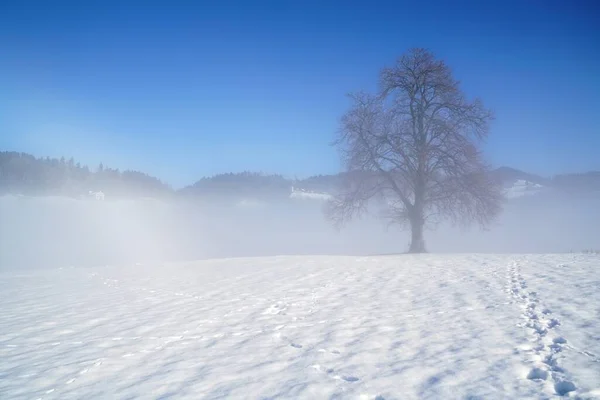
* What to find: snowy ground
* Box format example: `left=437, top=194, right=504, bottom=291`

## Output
left=1, top=254, right=599, bottom=399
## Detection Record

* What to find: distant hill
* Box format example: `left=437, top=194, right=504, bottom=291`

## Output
left=490, top=167, right=548, bottom=187
left=0, top=151, right=171, bottom=198
left=179, top=172, right=291, bottom=199
left=293, top=174, right=343, bottom=193
left=292, top=168, right=600, bottom=201
left=2, top=150, right=599, bottom=200
left=179, top=172, right=343, bottom=201
left=552, top=171, right=600, bottom=193
left=491, top=167, right=600, bottom=199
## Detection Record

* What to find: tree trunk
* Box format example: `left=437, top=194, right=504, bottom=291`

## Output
left=408, top=213, right=426, bottom=253
left=409, top=177, right=427, bottom=253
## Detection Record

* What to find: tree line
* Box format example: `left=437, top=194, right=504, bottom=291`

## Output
left=0, top=152, right=342, bottom=199
left=0, top=151, right=171, bottom=198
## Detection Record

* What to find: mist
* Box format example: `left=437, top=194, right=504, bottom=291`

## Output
left=2, top=191, right=598, bottom=270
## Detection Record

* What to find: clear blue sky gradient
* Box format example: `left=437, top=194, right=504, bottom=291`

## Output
left=1, top=0, right=599, bottom=187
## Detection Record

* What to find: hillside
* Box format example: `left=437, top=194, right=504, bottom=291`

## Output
left=0, top=151, right=171, bottom=198
left=2, top=151, right=599, bottom=202
left=490, top=167, right=549, bottom=187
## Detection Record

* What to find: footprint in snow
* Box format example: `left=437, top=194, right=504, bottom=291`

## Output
left=547, top=319, right=560, bottom=328
left=554, top=381, right=576, bottom=396
left=553, top=337, right=567, bottom=344
left=526, top=367, right=548, bottom=381
left=549, top=343, right=564, bottom=353
left=290, top=343, right=302, bottom=348
left=311, top=365, right=335, bottom=374
left=533, top=343, right=544, bottom=352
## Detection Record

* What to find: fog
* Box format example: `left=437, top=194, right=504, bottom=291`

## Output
left=1, top=193, right=599, bottom=270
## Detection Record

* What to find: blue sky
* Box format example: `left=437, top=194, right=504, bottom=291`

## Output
left=1, top=0, right=598, bottom=187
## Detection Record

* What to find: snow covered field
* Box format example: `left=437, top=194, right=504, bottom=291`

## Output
left=1, top=254, right=599, bottom=399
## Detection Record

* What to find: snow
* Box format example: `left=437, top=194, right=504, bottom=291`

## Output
left=505, top=179, right=544, bottom=199
left=1, top=254, right=599, bottom=399
left=290, top=187, right=332, bottom=201
left=87, top=191, right=105, bottom=201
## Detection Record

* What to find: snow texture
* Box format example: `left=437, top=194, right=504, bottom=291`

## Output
left=1, top=254, right=599, bottom=399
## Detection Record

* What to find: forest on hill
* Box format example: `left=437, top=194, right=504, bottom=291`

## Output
left=1, top=151, right=599, bottom=200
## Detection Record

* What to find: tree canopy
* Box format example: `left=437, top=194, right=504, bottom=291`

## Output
left=327, top=48, right=504, bottom=253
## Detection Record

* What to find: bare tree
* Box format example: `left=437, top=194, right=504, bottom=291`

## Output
left=327, top=48, right=503, bottom=253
